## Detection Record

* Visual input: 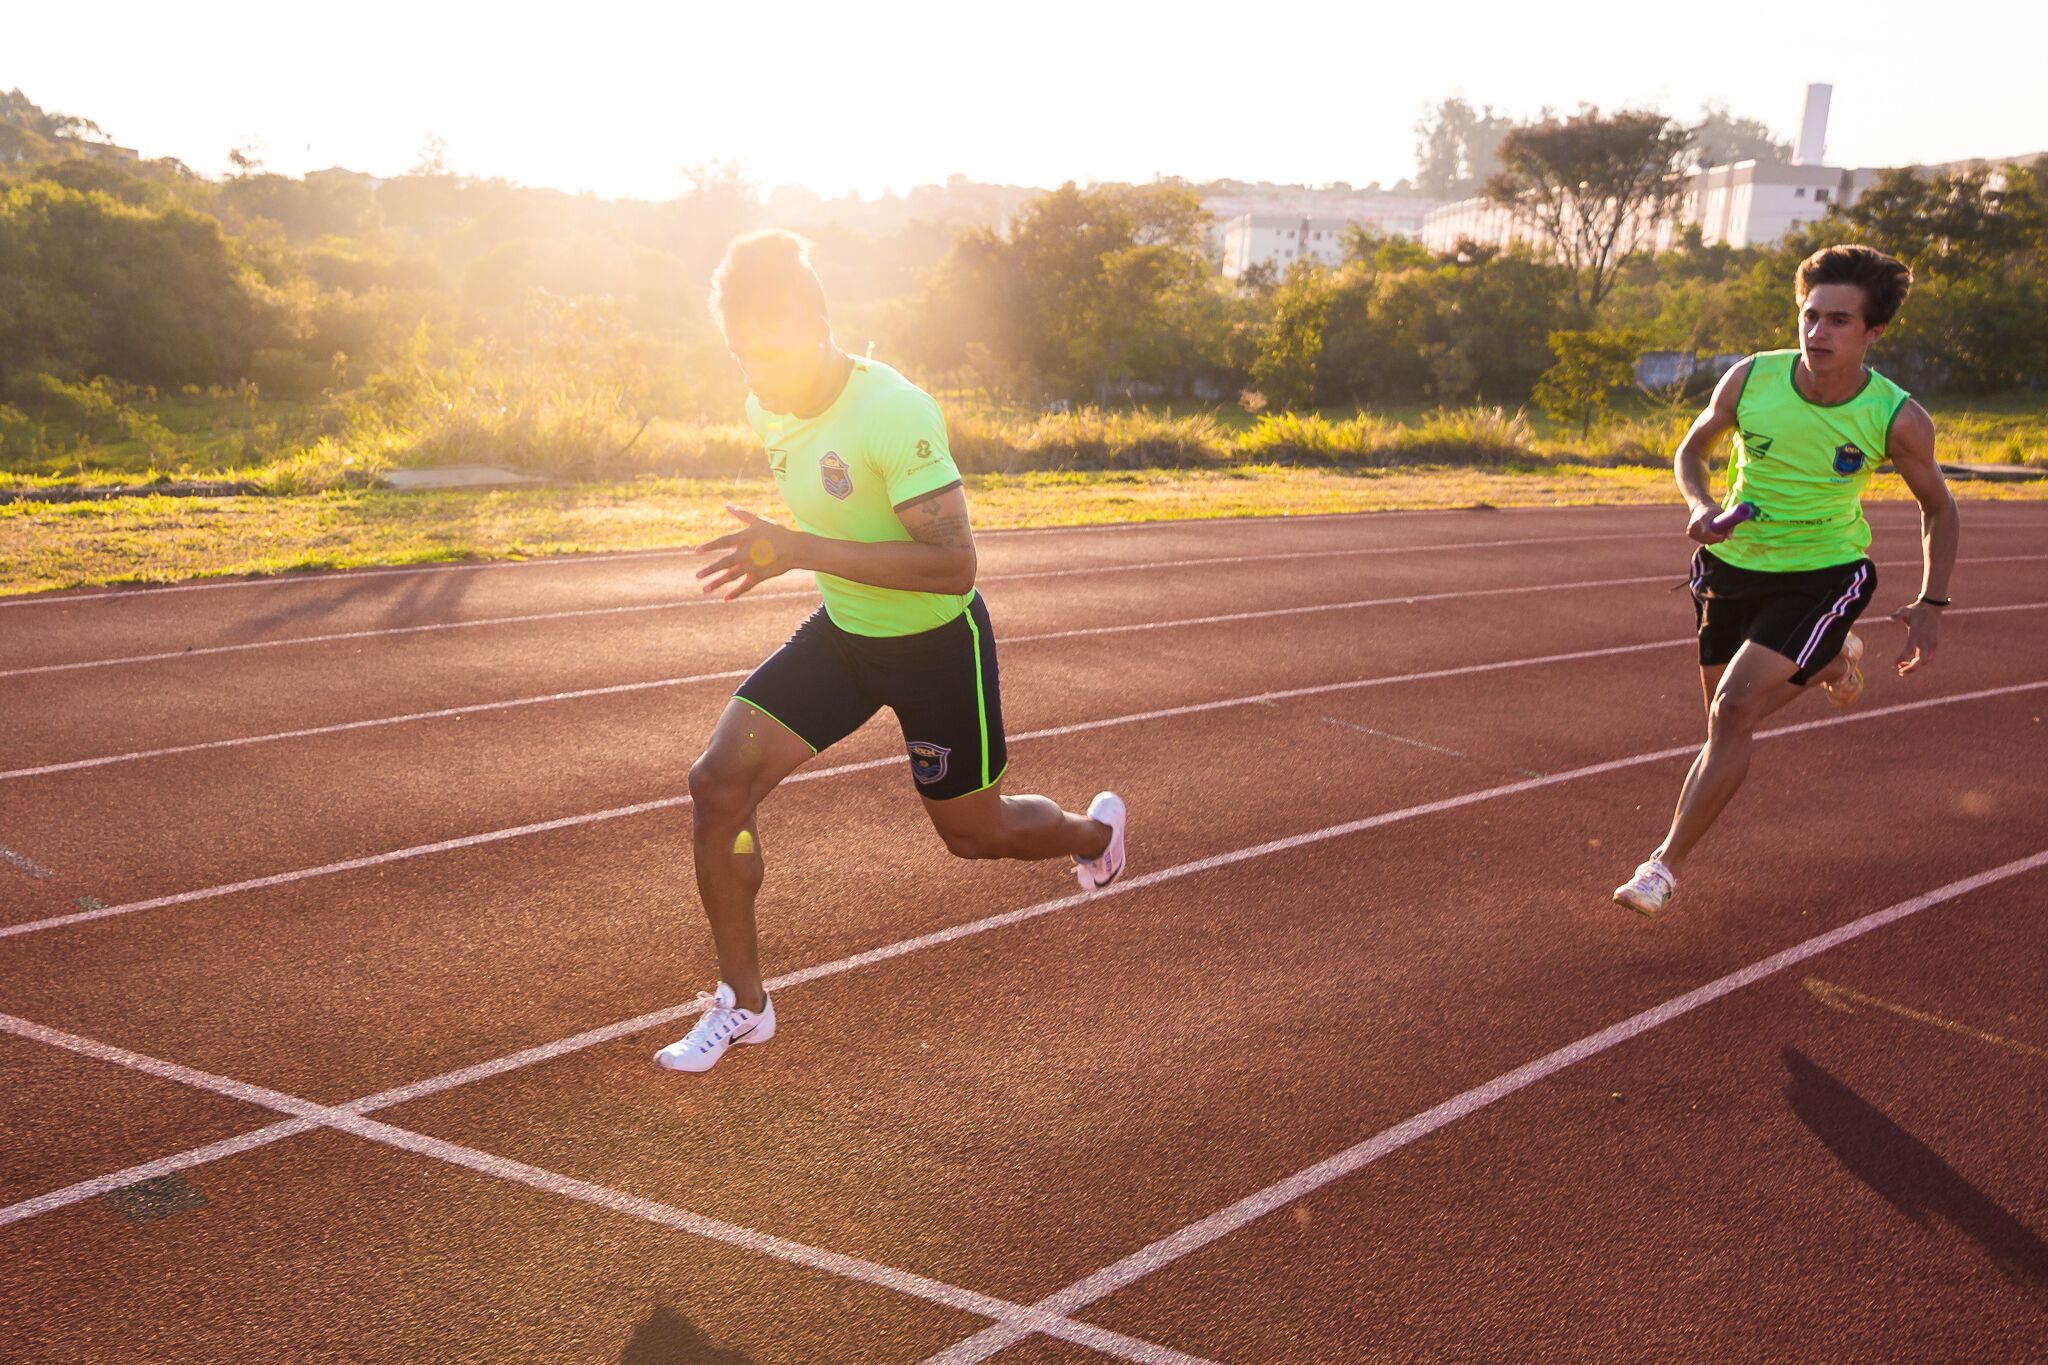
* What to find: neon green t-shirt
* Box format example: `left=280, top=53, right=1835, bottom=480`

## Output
left=747, top=358, right=969, bottom=637
left=1716, top=349, right=1913, bottom=572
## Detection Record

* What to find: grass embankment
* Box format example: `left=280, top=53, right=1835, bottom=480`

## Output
left=4, top=388, right=2043, bottom=596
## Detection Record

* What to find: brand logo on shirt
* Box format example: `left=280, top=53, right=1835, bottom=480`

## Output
left=1832, top=443, right=1867, bottom=477
left=914, top=438, right=935, bottom=463
left=1743, top=432, right=1775, bottom=458
left=907, top=741, right=950, bottom=785
left=820, top=451, right=853, bottom=500
left=767, top=448, right=789, bottom=482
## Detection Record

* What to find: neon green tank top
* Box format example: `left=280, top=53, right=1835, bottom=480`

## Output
left=746, top=359, right=969, bottom=637
left=1716, top=349, right=1912, bottom=572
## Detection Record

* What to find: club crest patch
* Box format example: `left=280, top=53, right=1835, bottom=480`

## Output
left=907, top=741, right=950, bottom=785
left=1832, top=443, right=1867, bottom=476
left=820, top=451, right=853, bottom=500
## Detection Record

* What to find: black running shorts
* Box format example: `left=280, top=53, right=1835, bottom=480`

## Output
left=1689, top=547, right=1877, bottom=684
left=734, top=591, right=1008, bottom=801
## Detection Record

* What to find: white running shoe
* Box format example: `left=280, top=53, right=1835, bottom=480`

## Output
left=1074, top=791, right=1128, bottom=892
left=654, top=982, right=775, bottom=1073
left=1612, top=859, right=1677, bottom=917
left=1822, top=630, right=1865, bottom=708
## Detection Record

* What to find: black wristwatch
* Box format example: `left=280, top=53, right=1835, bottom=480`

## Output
left=1916, top=595, right=1951, bottom=608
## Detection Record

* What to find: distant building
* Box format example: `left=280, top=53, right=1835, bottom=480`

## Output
left=1220, top=216, right=1357, bottom=278
left=1204, top=187, right=1440, bottom=277
left=1418, top=83, right=2043, bottom=257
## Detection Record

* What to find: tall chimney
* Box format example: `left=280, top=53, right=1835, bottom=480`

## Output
left=1794, top=83, right=1832, bottom=166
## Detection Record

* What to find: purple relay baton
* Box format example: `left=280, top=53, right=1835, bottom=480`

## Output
left=1707, top=502, right=1757, bottom=535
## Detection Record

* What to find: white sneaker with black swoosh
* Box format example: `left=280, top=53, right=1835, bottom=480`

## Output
left=1074, top=791, right=1128, bottom=892
left=654, top=982, right=775, bottom=1073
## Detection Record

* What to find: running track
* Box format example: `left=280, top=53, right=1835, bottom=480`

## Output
left=2, top=502, right=2045, bottom=1362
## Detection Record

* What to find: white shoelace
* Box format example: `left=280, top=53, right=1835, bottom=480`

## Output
left=684, top=993, right=748, bottom=1053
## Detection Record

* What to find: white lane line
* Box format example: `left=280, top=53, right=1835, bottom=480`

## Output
left=13, top=545, right=2038, bottom=684
left=0, top=531, right=1679, bottom=676
left=0, top=844, right=54, bottom=879
left=0, top=671, right=749, bottom=782
left=7, top=607, right=2042, bottom=943
left=7, top=552, right=2041, bottom=782
left=0, top=528, right=1671, bottom=615
left=0, top=1117, right=319, bottom=1226
left=0, top=567, right=1689, bottom=780
left=6, top=676, right=2042, bottom=1261
left=0, top=637, right=1695, bottom=939
left=918, top=847, right=2048, bottom=1364
left=0, top=1012, right=1210, bottom=1365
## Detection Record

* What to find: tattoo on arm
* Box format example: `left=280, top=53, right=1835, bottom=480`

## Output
left=898, top=487, right=975, bottom=550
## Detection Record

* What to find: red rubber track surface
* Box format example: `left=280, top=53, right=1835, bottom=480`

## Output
left=2, top=502, right=2044, bottom=1363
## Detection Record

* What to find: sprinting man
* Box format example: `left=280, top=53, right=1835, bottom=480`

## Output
left=656, top=230, right=1127, bottom=1071
left=1613, top=243, right=1958, bottom=915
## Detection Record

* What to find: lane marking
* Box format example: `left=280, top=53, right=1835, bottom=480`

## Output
left=0, top=521, right=1695, bottom=610
left=7, top=677, right=2044, bottom=1271
left=921, top=849, right=2048, bottom=1364
left=1319, top=717, right=1549, bottom=779
left=0, top=528, right=1677, bottom=617
left=0, top=636, right=1699, bottom=937
left=0, top=567, right=1698, bottom=779
left=0, top=1012, right=1210, bottom=1365
left=12, top=547, right=2038, bottom=683
left=1804, top=977, right=2048, bottom=1063
left=0, top=1118, right=319, bottom=1227
left=1, top=844, right=55, bottom=879
left=6, top=629, right=2043, bottom=942
left=0, top=538, right=1688, bottom=678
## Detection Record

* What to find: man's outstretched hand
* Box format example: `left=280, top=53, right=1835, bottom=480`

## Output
left=696, top=504, right=802, bottom=600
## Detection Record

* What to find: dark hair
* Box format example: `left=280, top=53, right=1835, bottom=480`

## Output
left=709, top=230, right=828, bottom=334
left=1796, top=243, right=1913, bottom=327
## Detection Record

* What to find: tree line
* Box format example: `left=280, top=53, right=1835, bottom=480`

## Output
left=3, top=89, right=2042, bottom=453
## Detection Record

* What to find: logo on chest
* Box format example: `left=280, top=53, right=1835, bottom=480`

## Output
left=1832, top=443, right=1867, bottom=477
left=820, top=451, right=854, bottom=500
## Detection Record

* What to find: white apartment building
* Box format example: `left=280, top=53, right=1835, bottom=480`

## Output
left=1219, top=216, right=1359, bottom=278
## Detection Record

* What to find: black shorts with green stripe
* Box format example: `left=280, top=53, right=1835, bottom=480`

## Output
left=735, top=591, right=1008, bottom=800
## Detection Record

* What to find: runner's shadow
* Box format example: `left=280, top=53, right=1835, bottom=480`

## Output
left=618, top=1303, right=755, bottom=1365
left=1782, top=1046, right=2048, bottom=1291
left=236, top=565, right=477, bottom=637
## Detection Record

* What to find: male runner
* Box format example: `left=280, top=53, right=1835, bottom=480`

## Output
left=1613, top=243, right=1958, bottom=915
left=656, top=230, right=1127, bottom=1071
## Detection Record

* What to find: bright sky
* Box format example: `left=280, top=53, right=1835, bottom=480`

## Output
left=10, top=0, right=2045, bottom=200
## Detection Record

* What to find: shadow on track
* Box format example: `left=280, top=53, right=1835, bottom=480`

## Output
left=618, top=1303, right=756, bottom=1364
left=1783, top=1046, right=2048, bottom=1292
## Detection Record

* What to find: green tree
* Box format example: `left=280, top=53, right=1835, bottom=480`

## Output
left=1485, top=107, right=1693, bottom=311
left=1533, top=328, right=1642, bottom=436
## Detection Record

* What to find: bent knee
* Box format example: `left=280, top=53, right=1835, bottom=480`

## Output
left=1708, top=690, right=1770, bottom=733
left=689, top=755, right=756, bottom=826
left=937, top=826, right=1007, bottom=861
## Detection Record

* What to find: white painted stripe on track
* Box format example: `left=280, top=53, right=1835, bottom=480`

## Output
left=0, top=567, right=1688, bottom=778
left=11, top=547, right=2040, bottom=683
left=0, top=1117, right=319, bottom=1226
left=0, top=637, right=1696, bottom=937
left=0, top=527, right=1668, bottom=613
left=918, top=846, right=2048, bottom=1363
left=4, top=677, right=2041, bottom=1271
left=5, top=619, right=2041, bottom=940
left=0, top=1012, right=1211, bottom=1365
left=4, top=501, right=2039, bottom=610
left=6, top=571, right=2042, bottom=786
left=0, top=531, right=1678, bottom=674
